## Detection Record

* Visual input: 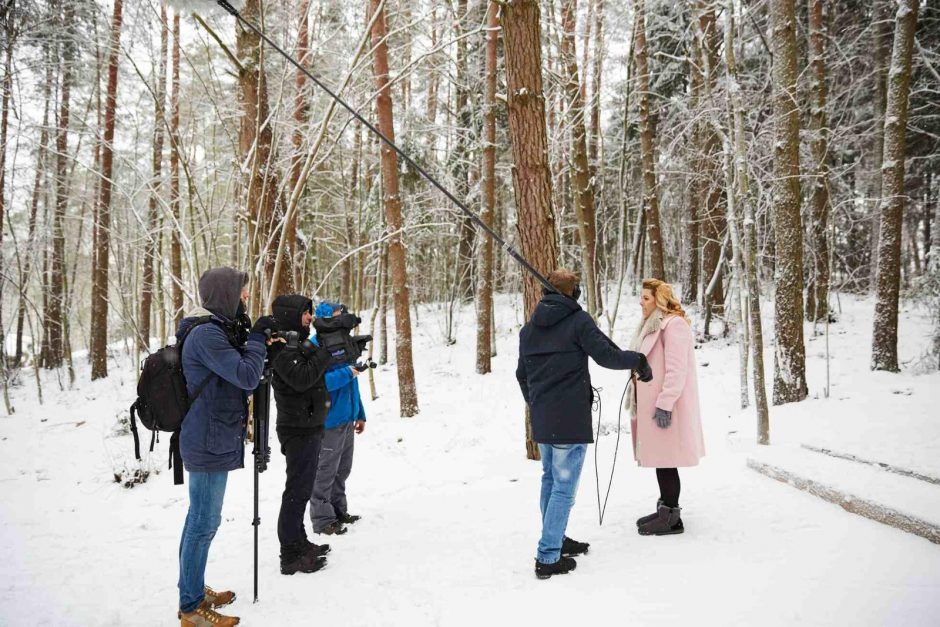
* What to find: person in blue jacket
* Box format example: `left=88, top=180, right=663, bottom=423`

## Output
left=176, top=267, right=277, bottom=626
left=310, top=301, right=367, bottom=536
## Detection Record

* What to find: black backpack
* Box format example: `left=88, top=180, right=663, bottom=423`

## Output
left=129, top=316, right=216, bottom=485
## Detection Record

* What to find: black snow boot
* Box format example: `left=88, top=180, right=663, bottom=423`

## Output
left=561, top=536, right=590, bottom=557
left=636, top=499, right=664, bottom=528
left=535, top=556, right=577, bottom=580
left=637, top=503, right=684, bottom=536
left=280, top=544, right=328, bottom=575
left=337, top=512, right=361, bottom=525
left=317, top=521, right=348, bottom=536
left=303, top=538, right=331, bottom=558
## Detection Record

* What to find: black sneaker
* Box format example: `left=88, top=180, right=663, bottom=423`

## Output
left=561, top=536, right=589, bottom=557
left=281, top=551, right=327, bottom=575
left=535, top=556, right=577, bottom=580
left=304, top=538, right=331, bottom=557
left=317, top=521, right=348, bottom=536
left=338, top=512, right=361, bottom=525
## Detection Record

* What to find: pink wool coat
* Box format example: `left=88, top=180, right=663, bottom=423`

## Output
left=631, top=314, right=705, bottom=468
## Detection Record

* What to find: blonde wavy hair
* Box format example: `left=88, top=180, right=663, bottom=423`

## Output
left=642, top=279, right=689, bottom=322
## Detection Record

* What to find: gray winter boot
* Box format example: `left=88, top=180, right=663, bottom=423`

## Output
left=636, top=499, right=664, bottom=528
left=637, top=503, right=683, bottom=536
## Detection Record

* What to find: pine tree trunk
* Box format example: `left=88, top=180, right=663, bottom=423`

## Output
left=697, top=3, right=725, bottom=325
left=89, top=0, right=124, bottom=381
left=560, top=0, right=602, bottom=318
left=684, top=16, right=702, bottom=307
left=726, top=0, right=770, bottom=442
left=47, top=3, right=74, bottom=369
left=770, top=0, right=808, bottom=403
left=0, top=0, right=13, bottom=374
left=370, top=0, right=418, bottom=417
left=168, top=12, right=184, bottom=327
left=871, top=0, right=919, bottom=372
left=634, top=0, right=666, bottom=281
left=868, top=0, right=892, bottom=291
left=476, top=0, right=498, bottom=375
left=501, top=0, right=560, bottom=460
left=805, top=0, right=830, bottom=323
left=140, top=1, right=168, bottom=352
left=453, top=0, right=475, bottom=301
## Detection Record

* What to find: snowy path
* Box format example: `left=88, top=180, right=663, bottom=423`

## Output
left=1, top=294, right=939, bottom=626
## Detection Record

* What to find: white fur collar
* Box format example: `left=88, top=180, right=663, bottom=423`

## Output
left=628, top=308, right=663, bottom=352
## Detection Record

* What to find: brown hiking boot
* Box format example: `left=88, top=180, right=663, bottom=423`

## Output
left=204, top=586, right=236, bottom=609
left=180, top=599, right=240, bottom=626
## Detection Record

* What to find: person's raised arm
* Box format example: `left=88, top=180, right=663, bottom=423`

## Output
left=576, top=314, right=645, bottom=371
left=193, top=326, right=266, bottom=390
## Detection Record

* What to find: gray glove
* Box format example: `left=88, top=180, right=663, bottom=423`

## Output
left=654, top=407, right=672, bottom=429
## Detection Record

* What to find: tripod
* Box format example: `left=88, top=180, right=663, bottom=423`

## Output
left=251, top=365, right=272, bottom=604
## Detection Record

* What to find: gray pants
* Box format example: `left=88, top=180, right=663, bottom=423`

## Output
left=310, top=421, right=354, bottom=532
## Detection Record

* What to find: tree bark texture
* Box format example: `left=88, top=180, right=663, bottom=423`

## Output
left=560, top=0, right=602, bottom=318
left=502, top=0, right=561, bottom=460
left=634, top=0, right=666, bottom=281
left=476, top=1, right=499, bottom=375
left=770, top=0, right=808, bottom=403
left=140, top=2, right=168, bottom=351
left=90, top=0, right=124, bottom=380
left=169, top=13, right=183, bottom=328
left=871, top=0, right=919, bottom=372
left=805, top=0, right=830, bottom=323
left=370, top=0, right=418, bottom=417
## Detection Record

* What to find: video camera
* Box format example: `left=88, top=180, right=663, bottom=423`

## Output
left=313, top=306, right=376, bottom=372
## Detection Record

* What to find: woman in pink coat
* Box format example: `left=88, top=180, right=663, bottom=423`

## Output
left=626, top=279, right=705, bottom=535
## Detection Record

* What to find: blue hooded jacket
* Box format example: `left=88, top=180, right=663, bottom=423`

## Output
left=315, top=301, right=367, bottom=430
left=178, top=268, right=266, bottom=473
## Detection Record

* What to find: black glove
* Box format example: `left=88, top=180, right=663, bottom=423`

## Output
left=250, top=315, right=278, bottom=338
left=635, top=354, right=653, bottom=383
left=654, top=407, right=672, bottom=429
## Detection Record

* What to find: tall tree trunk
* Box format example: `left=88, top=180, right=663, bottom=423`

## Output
left=560, top=0, right=602, bottom=317
left=169, top=12, right=183, bottom=328
left=140, top=1, right=168, bottom=351
left=634, top=0, right=666, bottom=281
left=805, top=0, right=830, bottom=323
left=868, top=0, right=892, bottom=291
left=0, top=0, right=13, bottom=374
left=726, top=0, right=770, bottom=442
left=237, top=0, right=281, bottom=315
left=47, top=3, right=74, bottom=369
left=684, top=15, right=702, bottom=307
left=770, top=0, right=808, bottom=403
left=501, top=0, right=560, bottom=460
left=871, top=0, right=919, bottom=372
left=588, top=0, right=604, bottom=175
left=453, top=0, right=475, bottom=301
left=697, top=2, right=724, bottom=325
left=280, top=0, right=312, bottom=298
left=476, top=0, right=498, bottom=375
left=370, top=0, right=418, bottom=417
left=90, top=0, right=124, bottom=380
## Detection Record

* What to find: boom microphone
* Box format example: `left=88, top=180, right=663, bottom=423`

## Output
left=166, top=0, right=557, bottom=295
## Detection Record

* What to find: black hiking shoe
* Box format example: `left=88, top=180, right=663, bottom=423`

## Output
left=338, top=512, right=361, bottom=525
left=535, top=556, right=577, bottom=580
left=636, top=499, right=664, bottom=528
left=304, top=538, right=331, bottom=558
left=317, top=521, right=348, bottom=536
left=561, top=536, right=589, bottom=557
left=280, top=551, right=327, bottom=575
left=637, top=503, right=684, bottom=536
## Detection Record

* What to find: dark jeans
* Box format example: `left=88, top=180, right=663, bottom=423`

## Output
left=277, top=429, right=323, bottom=555
left=178, top=471, right=228, bottom=613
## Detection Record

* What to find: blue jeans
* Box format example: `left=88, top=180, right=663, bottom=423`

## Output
left=537, top=443, right=587, bottom=564
left=179, top=471, right=228, bottom=613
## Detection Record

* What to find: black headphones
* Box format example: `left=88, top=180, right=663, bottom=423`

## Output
left=542, top=284, right=582, bottom=301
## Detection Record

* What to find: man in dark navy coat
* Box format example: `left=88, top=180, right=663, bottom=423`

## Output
left=516, top=268, right=652, bottom=579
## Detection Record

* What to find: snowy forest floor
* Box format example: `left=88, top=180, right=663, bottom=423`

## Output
left=1, top=291, right=939, bottom=626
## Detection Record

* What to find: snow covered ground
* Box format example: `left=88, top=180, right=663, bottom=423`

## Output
left=1, top=291, right=938, bottom=626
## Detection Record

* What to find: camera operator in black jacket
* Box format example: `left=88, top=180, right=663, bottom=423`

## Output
left=270, top=294, right=334, bottom=576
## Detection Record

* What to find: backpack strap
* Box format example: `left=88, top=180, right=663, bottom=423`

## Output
left=188, top=371, right=217, bottom=405
left=169, top=430, right=184, bottom=485
left=129, top=401, right=141, bottom=460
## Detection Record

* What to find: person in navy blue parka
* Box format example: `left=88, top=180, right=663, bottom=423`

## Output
left=176, top=267, right=276, bottom=625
